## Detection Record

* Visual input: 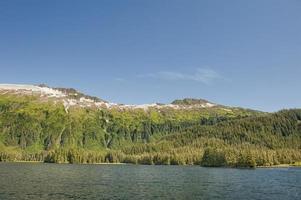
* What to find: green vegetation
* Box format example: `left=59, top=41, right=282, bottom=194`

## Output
left=0, top=94, right=301, bottom=168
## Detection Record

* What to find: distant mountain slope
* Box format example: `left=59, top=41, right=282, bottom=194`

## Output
left=0, top=84, right=260, bottom=116
left=172, top=98, right=213, bottom=106
left=0, top=83, right=300, bottom=167
left=0, top=84, right=221, bottom=111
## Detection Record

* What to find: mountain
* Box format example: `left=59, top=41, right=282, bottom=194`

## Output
left=0, top=84, right=300, bottom=167
left=172, top=98, right=213, bottom=106
left=0, top=84, right=219, bottom=111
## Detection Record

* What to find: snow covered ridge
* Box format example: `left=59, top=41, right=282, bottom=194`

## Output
left=119, top=102, right=216, bottom=110
left=0, top=84, right=66, bottom=98
left=0, top=84, right=217, bottom=111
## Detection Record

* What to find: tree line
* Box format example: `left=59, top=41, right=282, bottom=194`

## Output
left=0, top=94, right=301, bottom=167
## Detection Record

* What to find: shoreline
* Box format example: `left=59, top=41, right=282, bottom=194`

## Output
left=0, top=161, right=127, bottom=165
left=257, top=164, right=301, bottom=168
left=1, top=161, right=300, bottom=168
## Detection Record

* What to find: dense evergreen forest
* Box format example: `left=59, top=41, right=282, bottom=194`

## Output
left=0, top=94, right=301, bottom=168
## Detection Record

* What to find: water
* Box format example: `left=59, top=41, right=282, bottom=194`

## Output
left=0, top=163, right=300, bottom=200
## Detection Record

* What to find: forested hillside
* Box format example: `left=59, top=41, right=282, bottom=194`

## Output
left=0, top=93, right=300, bottom=168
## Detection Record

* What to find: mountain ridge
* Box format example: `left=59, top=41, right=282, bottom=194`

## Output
left=0, top=83, right=219, bottom=111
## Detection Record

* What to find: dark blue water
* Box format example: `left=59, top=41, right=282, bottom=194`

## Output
left=0, top=163, right=300, bottom=200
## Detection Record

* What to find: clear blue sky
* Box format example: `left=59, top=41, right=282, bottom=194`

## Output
left=0, top=0, right=300, bottom=112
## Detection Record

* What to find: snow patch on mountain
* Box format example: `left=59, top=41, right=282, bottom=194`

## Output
left=0, top=84, right=66, bottom=98
left=0, top=84, right=217, bottom=111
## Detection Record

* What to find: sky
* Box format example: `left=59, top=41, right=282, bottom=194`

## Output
left=0, top=0, right=300, bottom=112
